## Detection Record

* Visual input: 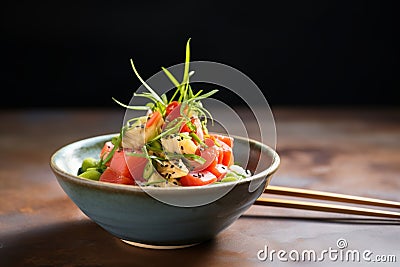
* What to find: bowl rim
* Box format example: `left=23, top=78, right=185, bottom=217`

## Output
left=50, top=133, right=280, bottom=193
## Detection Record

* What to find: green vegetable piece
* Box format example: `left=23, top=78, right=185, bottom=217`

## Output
left=81, top=157, right=98, bottom=172
left=143, top=161, right=154, bottom=180
left=148, top=140, right=162, bottom=151
left=78, top=170, right=102, bottom=181
left=220, top=176, right=238, bottom=183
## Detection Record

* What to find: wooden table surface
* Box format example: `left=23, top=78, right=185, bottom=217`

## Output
left=1, top=106, right=399, bottom=266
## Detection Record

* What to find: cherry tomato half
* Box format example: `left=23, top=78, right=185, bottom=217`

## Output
left=180, top=170, right=217, bottom=186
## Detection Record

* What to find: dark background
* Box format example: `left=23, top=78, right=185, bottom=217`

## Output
left=1, top=1, right=399, bottom=109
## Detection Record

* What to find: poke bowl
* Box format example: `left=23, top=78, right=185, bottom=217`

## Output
left=50, top=133, right=279, bottom=249
left=50, top=38, right=279, bottom=248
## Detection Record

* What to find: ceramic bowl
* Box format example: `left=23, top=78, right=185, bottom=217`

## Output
left=50, top=133, right=280, bottom=249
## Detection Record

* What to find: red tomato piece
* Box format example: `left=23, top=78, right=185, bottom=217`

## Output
left=216, top=148, right=224, bottom=164
left=215, top=139, right=234, bottom=167
left=180, top=122, right=191, bottom=133
left=221, top=148, right=233, bottom=167
left=190, top=138, right=218, bottom=171
left=211, top=134, right=233, bottom=148
left=99, top=167, right=135, bottom=185
left=180, top=170, right=217, bottom=186
left=165, top=101, right=180, bottom=116
left=163, top=103, right=183, bottom=132
left=164, top=102, right=195, bottom=126
left=179, top=117, right=204, bottom=141
left=206, top=158, right=228, bottom=180
left=180, top=117, right=196, bottom=133
left=146, top=111, right=162, bottom=128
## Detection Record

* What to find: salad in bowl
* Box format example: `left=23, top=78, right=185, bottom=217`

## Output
left=77, top=39, right=251, bottom=187
left=50, top=38, right=279, bottom=248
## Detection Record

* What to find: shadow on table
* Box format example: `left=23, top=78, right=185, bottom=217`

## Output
left=1, top=220, right=219, bottom=267
left=241, top=214, right=400, bottom=225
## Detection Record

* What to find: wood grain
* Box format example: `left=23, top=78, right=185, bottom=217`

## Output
left=1, top=107, right=399, bottom=267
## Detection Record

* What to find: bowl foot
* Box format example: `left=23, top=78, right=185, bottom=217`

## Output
left=121, top=239, right=199, bottom=249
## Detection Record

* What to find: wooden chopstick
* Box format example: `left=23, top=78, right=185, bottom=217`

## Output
left=253, top=185, right=400, bottom=219
left=254, top=197, right=400, bottom=219
left=264, top=185, right=400, bottom=209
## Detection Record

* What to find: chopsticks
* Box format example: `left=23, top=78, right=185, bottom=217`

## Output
left=254, top=185, right=400, bottom=219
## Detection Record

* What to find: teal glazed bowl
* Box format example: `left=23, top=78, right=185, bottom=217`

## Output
left=50, top=133, right=280, bottom=249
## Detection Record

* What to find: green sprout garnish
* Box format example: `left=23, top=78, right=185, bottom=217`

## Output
left=78, top=38, right=235, bottom=186
left=112, top=38, right=218, bottom=119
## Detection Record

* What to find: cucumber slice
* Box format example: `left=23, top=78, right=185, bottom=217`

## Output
left=143, top=160, right=154, bottom=180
